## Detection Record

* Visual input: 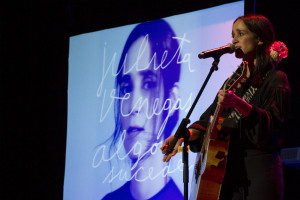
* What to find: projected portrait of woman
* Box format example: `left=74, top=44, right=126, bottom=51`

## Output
left=102, top=19, right=183, bottom=200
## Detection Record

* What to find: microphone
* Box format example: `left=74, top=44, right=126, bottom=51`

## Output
left=198, top=43, right=235, bottom=59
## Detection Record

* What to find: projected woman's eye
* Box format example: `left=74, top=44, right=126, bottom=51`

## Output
left=119, top=72, right=158, bottom=95
left=143, top=74, right=157, bottom=90
left=120, top=75, right=132, bottom=94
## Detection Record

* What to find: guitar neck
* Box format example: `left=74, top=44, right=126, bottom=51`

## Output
left=210, top=104, right=223, bottom=132
left=202, top=104, right=223, bottom=151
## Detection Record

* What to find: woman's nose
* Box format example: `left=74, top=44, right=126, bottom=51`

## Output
left=232, top=36, right=238, bottom=45
left=132, top=109, right=139, bottom=116
left=130, top=89, right=142, bottom=115
left=232, top=38, right=236, bottom=44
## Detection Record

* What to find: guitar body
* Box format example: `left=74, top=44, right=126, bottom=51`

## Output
left=195, top=118, right=230, bottom=200
left=191, top=63, right=247, bottom=200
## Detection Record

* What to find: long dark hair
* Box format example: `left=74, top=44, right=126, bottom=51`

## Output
left=110, top=19, right=181, bottom=154
left=235, top=14, right=276, bottom=86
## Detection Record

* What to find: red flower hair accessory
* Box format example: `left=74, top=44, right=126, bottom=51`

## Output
left=268, top=41, right=288, bottom=63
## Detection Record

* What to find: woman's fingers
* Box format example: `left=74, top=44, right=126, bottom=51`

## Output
left=160, top=135, right=174, bottom=154
left=163, top=148, right=178, bottom=162
left=160, top=144, right=169, bottom=154
left=161, top=135, right=183, bottom=162
left=218, top=90, right=238, bottom=107
left=218, top=90, right=225, bottom=104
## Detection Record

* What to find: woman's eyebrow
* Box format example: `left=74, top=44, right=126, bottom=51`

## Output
left=237, top=28, right=247, bottom=32
left=120, top=74, right=131, bottom=82
left=140, top=70, right=157, bottom=78
left=232, top=28, right=246, bottom=36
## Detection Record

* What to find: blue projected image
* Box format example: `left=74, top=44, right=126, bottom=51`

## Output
left=64, top=1, right=244, bottom=200
left=101, top=19, right=183, bottom=200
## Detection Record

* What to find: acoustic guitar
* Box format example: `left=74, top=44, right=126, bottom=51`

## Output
left=190, top=64, right=246, bottom=200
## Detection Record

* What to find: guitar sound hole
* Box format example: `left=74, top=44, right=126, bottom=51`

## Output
left=216, top=151, right=225, bottom=159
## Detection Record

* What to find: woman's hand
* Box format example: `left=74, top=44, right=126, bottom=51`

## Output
left=160, top=135, right=183, bottom=162
left=218, top=89, right=252, bottom=117
left=218, top=89, right=238, bottom=107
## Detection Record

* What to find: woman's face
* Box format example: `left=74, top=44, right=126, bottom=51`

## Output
left=119, top=37, right=165, bottom=160
left=232, top=19, right=261, bottom=60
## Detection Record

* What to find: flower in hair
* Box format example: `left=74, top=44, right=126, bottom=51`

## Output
left=269, top=41, right=288, bottom=63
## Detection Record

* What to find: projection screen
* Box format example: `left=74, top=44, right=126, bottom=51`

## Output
left=64, top=1, right=244, bottom=199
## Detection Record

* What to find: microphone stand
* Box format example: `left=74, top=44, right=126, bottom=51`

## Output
left=166, top=57, right=221, bottom=200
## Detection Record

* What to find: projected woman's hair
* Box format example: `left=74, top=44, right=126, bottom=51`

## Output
left=111, top=19, right=181, bottom=157
left=103, top=19, right=183, bottom=199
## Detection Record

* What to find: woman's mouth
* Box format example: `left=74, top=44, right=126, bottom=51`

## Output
left=234, top=46, right=241, bottom=50
left=127, top=126, right=144, bottom=134
left=235, top=48, right=244, bottom=55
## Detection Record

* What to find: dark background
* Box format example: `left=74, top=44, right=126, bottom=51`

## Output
left=1, top=0, right=299, bottom=199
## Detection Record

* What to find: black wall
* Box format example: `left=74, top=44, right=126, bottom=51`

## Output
left=1, top=0, right=299, bottom=199
left=255, top=1, right=300, bottom=199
